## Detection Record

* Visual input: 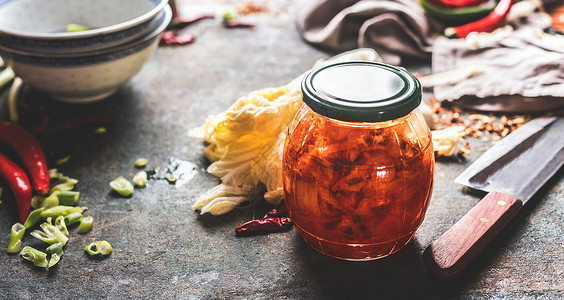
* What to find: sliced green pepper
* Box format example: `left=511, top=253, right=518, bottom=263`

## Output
left=7, top=223, right=25, bottom=253
left=64, top=212, right=83, bottom=226
left=20, top=246, right=48, bottom=267
left=77, top=216, right=93, bottom=234
left=109, top=176, right=134, bottom=197
left=57, top=190, right=80, bottom=206
left=40, top=205, right=83, bottom=219
left=46, top=242, right=64, bottom=268
left=24, top=207, right=45, bottom=228
left=85, top=240, right=112, bottom=256
left=30, top=223, right=69, bottom=246
left=133, top=171, right=147, bottom=188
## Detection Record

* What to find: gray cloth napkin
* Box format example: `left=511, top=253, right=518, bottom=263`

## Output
left=432, top=13, right=564, bottom=112
left=296, top=0, right=443, bottom=65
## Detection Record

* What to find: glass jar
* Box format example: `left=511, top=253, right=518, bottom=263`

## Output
left=282, top=61, right=434, bottom=261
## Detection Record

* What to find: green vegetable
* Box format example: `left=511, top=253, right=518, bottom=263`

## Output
left=20, top=246, right=48, bottom=267
left=57, top=190, right=80, bottom=206
left=85, top=240, right=112, bottom=256
left=109, top=176, right=134, bottom=197
left=30, top=223, right=69, bottom=246
left=40, top=205, right=84, bottom=220
left=31, top=195, right=46, bottom=209
left=7, top=223, right=25, bottom=253
left=63, top=212, right=83, bottom=226
left=418, top=0, right=495, bottom=25
left=51, top=179, right=78, bottom=192
left=133, top=171, right=147, bottom=187
left=46, top=242, right=64, bottom=268
left=40, top=191, right=60, bottom=208
left=55, top=156, right=71, bottom=166
left=24, top=207, right=45, bottom=228
left=49, top=168, right=60, bottom=180
left=166, top=175, right=177, bottom=184
left=94, top=127, right=107, bottom=134
left=66, top=23, right=91, bottom=32
left=77, top=216, right=93, bottom=234
left=54, top=216, right=69, bottom=236
left=134, top=158, right=148, bottom=168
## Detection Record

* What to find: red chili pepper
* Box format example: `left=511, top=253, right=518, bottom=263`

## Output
left=445, top=0, right=514, bottom=38
left=0, top=153, right=32, bottom=223
left=428, top=0, right=489, bottom=9
left=234, top=217, right=293, bottom=236
left=0, top=122, right=50, bottom=195
left=160, top=31, right=195, bottom=46
left=224, top=20, right=255, bottom=28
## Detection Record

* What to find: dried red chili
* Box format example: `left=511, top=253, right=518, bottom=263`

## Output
left=0, top=122, right=49, bottom=195
left=160, top=31, right=195, bottom=46
left=223, top=20, right=255, bottom=28
left=0, top=153, right=32, bottom=223
left=445, top=0, right=514, bottom=38
left=234, top=217, right=293, bottom=236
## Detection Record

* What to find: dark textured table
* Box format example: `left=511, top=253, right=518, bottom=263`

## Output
left=0, top=1, right=562, bottom=299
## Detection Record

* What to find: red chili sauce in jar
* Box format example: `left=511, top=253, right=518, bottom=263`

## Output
left=283, top=62, right=434, bottom=261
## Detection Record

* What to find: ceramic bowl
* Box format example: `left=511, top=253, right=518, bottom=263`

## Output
left=0, top=0, right=168, bottom=53
left=0, top=5, right=172, bottom=103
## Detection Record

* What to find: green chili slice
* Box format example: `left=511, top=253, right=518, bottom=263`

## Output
left=166, top=175, right=177, bottom=184
left=94, top=127, right=107, bottom=134
left=66, top=23, right=91, bottom=32
left=40, top=191, right=60, bottom=209
left=85, top=240, right=112, bottom=256
left=134, top=158, right=148, bottom=168
left=49, top=168, right=60, bottom=180
left=46, top=242, right=64, bottom=268
left=77, top=216, right=93, bottom=234
left=31, top=195, right=46, bottom=209
left=133, top=171, right=147, bottom=188
left=64, top=212, right=83, bottom=226
left=109, top=176, right=134, bottom=197
left=7, top=223, right=25, bottom=253
left=30, top=223, right=69, bottom=246
left=55, top=156, right=71, bottom=166
left=24, top=207, right=45, bottom=228
left=54, top=216, right=69, bottom=236
left=57, top=191, right=80, bottom=206
left=51, top=179, right=78, bottom=192
left=40, top=205, right=83, bottom=219
left=20, top=246, right=48, bottom=267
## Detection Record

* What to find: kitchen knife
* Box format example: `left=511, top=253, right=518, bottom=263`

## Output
left=423, top=116, right=564, bottom=281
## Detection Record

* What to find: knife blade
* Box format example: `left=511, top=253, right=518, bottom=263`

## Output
left=423, top=116, right=564, bottom=281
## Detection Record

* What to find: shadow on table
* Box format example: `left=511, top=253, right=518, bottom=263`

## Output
left=289, top=232, right=496, bottom=299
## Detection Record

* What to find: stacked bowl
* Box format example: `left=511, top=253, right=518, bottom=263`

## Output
left=0, top=0, right=171, bottom=103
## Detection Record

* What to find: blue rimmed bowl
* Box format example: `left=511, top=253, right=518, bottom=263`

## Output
left=0, top=4, right=172, bottom=103
left=0, top=0, right=168, bottom=53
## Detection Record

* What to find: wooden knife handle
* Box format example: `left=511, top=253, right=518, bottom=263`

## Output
left=423, top=191, right=523, bottom=281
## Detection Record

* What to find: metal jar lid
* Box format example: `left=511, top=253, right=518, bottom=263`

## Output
left=301, top=61, right=421, bottom=122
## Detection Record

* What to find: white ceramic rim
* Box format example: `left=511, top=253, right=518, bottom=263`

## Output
left=0, top=0, right=168, bottom=39
left=0, top=5, right=171, bottom=64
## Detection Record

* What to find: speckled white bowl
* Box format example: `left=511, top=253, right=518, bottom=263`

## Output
left=0, top=5, right=172, bottom=103
left=0, top=0, right=168, bottom=53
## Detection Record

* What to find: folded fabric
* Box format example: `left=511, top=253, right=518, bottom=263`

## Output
left=432, top=13, right=564, bottom=112
left=296, top=0, right=443, bottom=65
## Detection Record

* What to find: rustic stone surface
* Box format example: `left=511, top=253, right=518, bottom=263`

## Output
left=0, top=1, right=562, bottom=298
